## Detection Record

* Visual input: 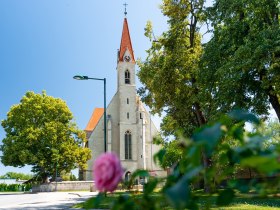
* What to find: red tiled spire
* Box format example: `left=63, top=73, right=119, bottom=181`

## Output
left=119, top=18, right=135, bottom=62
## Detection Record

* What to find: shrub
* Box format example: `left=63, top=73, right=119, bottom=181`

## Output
left=0, top=183, right=32, bottom=192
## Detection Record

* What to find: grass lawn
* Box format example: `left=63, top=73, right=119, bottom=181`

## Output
left=74, top=192, right=280, bottom=209
left=214, top=205, right=280, bottom=210
left=200, top=194, right=280, bottom=210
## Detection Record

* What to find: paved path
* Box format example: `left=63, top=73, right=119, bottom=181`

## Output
left=0, top=191, right=98, bottom=209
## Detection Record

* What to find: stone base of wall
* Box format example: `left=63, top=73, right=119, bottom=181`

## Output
left=32, top=181, right=94, bottom=192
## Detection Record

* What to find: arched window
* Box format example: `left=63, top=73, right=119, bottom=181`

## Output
left=125, top=70, right=130, bottom=84
left=125, top=171, right=131, bottom=182
left=127, top=112, right=129, bottom=119
left=125, top=131, right=132, bottom=160
left=127, top=98, right=129, bottom=104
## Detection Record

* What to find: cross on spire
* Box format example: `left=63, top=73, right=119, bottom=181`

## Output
left=123, top=2, right=128, bottom=16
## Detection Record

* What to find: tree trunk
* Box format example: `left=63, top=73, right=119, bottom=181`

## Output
left=42, top=175, right=49, bottom=184
left=259, top=70, right=280, bottom=122
left=194, top=102, right=212, bottom=193
left=202, top=151, right=211, bottom=193
left=268, top=91, right=280, bottom=122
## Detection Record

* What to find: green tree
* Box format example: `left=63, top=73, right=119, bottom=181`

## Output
left=138, top=0, right=216, bottom=192
left=138, top=0, right=208, bottom=138
left=161, top=140, right=184, bottom=169
left=202, top=0, right=280, bottom=121
left=0, top=172, right=33, bottom=180
left=1, top=91, right=91, bottom=183
left=257, top=119, right=280, bottom=146
left=60, top=171, right=77, bottom=181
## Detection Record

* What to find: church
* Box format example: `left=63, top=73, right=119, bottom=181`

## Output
left=81, top=17, right=166, bottom=181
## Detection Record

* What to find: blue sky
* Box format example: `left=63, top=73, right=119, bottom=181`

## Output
left=0, top=0, right=167, bottom=175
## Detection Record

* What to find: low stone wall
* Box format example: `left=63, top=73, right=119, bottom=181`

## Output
left=32, top=181, right=94, bottom=192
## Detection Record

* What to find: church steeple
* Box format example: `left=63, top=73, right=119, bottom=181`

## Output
left=119, top=18, right=135, bottom=63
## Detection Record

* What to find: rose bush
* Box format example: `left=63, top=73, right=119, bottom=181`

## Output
left=93, top=152, right=123, bottom=192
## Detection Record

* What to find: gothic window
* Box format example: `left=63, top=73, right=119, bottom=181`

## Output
left=125, top=70, right=130, bottom=84
left=125, top=131, right=132, bottom=160
left=127, top=98, right=129, bottom=104
left=127, top=112, right=129, bottom=119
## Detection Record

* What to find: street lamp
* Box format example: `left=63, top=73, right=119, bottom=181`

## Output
left=73, top=75, right=107, bottom=152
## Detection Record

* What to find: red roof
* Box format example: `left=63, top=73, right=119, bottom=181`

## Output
left=85, top=108, right=104, bottom=131
left=119, top=18, right=135, bottom=62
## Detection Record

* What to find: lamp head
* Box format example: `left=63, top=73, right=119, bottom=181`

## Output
left=73, top=75, right=89, bottom=80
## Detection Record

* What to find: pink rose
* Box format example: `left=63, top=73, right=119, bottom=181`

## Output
left=93, top=152, right=123, bottom=192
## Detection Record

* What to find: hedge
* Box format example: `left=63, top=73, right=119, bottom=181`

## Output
left=0, top=183, right=32, bottom=192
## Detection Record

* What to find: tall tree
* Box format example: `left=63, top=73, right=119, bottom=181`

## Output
left=1, top=91, right=91, bottom=182
left=138, top=0, right=208, bottom=137
left=138, top=0, right=215, bottom=192
left=202, top=0, right=280, bottom=121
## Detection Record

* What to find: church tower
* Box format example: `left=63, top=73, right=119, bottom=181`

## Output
left=117, top=18, right=138, bottom=164
left=83, top=17, right=166, bottom=181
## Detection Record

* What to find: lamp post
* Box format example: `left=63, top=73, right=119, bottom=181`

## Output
left=73, top=75, right=107, bottom=152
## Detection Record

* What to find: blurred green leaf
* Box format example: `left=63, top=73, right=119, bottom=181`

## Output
left=165, top=175, right=191, bottom=210
left=164, top=167, right=201, bottom=209
left=112, top=194, right=135, bottom=210
left=192, top=123, right=223, bottom=155
left=231, top=124, right=244, bottom=141
left=131, top=169, right=150, bottom=179
left=184, top=166, right=203, bottom=179
left=228, top=179, right=250, bottom=193
left=144, top=178, right=158, bottom=194
left=241, top=156, right=280, bottom=173
left=186, top=146, right=201, bottom=167
left=229, top=110, right=260, bottom=125
left=216, top=189, right=235, bottom=206
left=92, top=193, right=104, bottom=208
left=154, top=149, right=166, bottom=165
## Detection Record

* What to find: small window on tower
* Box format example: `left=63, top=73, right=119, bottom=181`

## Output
left=127, top=112, right=129, bottom=119
left=125, top=70, right=130, bottom=84
left=140, top=113, right=142, bottom=119
left=127, top=98, right=129, bottom=104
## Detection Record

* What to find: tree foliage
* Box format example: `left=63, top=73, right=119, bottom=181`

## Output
left=1, top=91, right=91, bottom=182
left=257, top=119, right=280, bottom=147
left=138, top=0, right=209, bottom=138
left=139, top=0, right=280, bottom=133
left=202, top=0, right=280, bottom=121
left=161, top=140, right=184, bottom=169
left=0, top=172, right=33, bottom=180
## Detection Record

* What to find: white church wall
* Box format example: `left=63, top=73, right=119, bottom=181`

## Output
left=150, top=118, right=164, bottom=171
left=107, top=93, right=120, bottom=155
left=86, top=116, right=105, bottom=180
left=86, top=94, right=120, bottom=180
